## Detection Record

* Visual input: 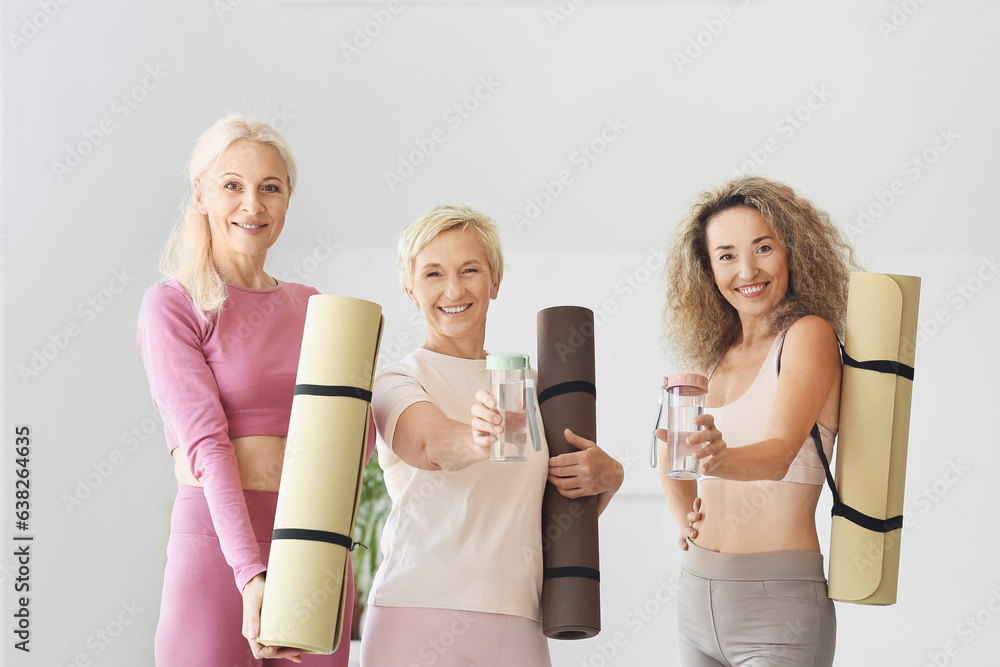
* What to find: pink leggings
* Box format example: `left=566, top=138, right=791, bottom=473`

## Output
left=359, top=604, right=551, bottom=667
left=155, top=486, right=353, bottom=667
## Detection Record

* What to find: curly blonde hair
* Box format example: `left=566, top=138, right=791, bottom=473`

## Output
left=663, top=176, right=861, bottom=372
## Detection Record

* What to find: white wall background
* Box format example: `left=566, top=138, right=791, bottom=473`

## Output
left=3, top=1, right=999, bottom=665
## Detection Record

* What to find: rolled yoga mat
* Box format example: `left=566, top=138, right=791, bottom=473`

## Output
left=258, top=295, right=384, bottom=653
left=826, top=273, right=920, bottom=605
left=536, top=306, right=601, bottom=639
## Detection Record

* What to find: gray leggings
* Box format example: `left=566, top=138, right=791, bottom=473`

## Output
left=677, top=541, right=836, bottom=666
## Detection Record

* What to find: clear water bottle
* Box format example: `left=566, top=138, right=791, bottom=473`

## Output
left=486, top=353, right=542, bottom=462
left=651, top=373, right=709, bottom=479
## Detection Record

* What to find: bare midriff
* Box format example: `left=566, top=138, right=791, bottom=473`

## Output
left=694, top=478, right=823, bottom=553
left=172, top=435, right=286, bottom=492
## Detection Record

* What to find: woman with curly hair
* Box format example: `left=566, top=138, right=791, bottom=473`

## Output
left=658, top=176, right=860, bottom=666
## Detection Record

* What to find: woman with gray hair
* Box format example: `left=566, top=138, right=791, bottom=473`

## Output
left=137, top=115, right=363, bottom=665
left=360, top=204, right=624, bottom=666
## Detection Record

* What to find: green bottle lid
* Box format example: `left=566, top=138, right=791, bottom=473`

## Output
left=485, top=353, right=530, bottom=370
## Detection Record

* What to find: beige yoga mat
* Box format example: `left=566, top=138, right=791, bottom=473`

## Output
left=258, top=295, right=383, bottom=653
left=827, top=273, right=919, bottom=605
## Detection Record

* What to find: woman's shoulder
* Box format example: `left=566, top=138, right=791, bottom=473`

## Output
left=136, top=280, right=210, bottom=351
left=374, top=348, right=476, bottom=393
left=784, top=314, right=837, bottom=343
left=276, top=279, right=321, bottom=298
left=780, top=315, right=840, bottom=367
left=139, top=280, right=197, bottom=319
left=372, top=351, right=431, bottom=413
left=375, top=349, right=426, bottom=383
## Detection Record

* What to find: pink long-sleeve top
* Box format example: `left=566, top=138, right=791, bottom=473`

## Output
left=137, top=278, right=375, bottom=590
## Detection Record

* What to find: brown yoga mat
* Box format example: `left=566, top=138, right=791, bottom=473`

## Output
left=827, top=273, right=920, bottom=605
left=536, top=306, right=601, bottom=639
left=258, top=295, right=384, bottom=653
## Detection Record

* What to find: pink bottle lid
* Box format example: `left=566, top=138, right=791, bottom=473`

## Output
left=663, top=373, right=708, bottom=395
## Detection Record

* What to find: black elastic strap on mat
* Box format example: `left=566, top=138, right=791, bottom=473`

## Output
left=840, top=344, right=914, bottom=381
left=537, top=380, right=597, bottom=406
left=777, top=334, right=905, bottom=535
left=543, top=566, right=601, bottom=582
left=294, top=384, right=372, bottom=403
left=810, top=424, right=904, bottom=533
left=271, top=528, right=355, bottom=550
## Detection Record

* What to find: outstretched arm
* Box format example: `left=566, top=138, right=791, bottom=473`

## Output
left=390, top=398, right=493, bottom=471
left=693, top=316, right=842, bottom=481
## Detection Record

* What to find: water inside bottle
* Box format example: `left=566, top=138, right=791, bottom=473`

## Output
left=493, top=380, right=528, bottom=461
left=667, top=404, right=704, bottom=480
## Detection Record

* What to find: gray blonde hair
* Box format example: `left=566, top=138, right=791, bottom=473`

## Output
left=159, top=114, right=297, bottom=321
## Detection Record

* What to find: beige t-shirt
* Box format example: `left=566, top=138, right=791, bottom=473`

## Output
left=369, top=348, right=549, bottom=620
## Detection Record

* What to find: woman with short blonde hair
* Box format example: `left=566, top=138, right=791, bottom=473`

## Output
left=361, top=203, right=624, bottom=666
left=396, top=202, right=504, bottom=289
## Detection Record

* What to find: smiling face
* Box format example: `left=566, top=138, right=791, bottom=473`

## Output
left=196, top=139, right=290, bottom=271
left=406, top=227, right=500, bottom=357
left=705, top=205, right=789, bottom=322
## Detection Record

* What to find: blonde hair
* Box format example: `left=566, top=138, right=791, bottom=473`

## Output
left=396, top=204, right=504, bottom=288
left=159, top=115, right=297, bottom=321
left=663, top=176, right=861, bottom=372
